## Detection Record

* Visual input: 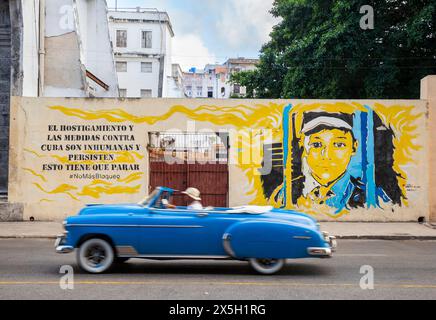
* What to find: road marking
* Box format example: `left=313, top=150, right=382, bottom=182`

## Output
left=0, top=280, right=436, bottom=289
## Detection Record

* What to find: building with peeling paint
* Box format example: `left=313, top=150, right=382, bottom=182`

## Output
left=0, top=0, right=120, bottom=219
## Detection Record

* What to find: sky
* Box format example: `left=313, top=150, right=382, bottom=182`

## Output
left=106, top=0, right=279, bottom=71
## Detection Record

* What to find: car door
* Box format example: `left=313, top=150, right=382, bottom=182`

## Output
left=136, top=208, right=236, bottom=257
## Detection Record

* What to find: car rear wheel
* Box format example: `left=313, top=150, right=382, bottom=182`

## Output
left=77, top=238, right=114, bottom=274
left=249, top=258, right=285, bottom=275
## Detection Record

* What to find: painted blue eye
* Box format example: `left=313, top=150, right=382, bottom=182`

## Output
left=311, top=142, right=323, bottom=148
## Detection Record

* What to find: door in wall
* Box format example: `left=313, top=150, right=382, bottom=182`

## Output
left=148, top=132, right=229, bottom=207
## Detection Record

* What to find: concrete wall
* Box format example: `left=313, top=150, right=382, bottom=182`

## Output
left=9, top=97, right=429, bottom=222
left=421, top=76, right=436, bottom=222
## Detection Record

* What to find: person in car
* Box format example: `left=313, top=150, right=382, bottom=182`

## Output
left=162, top=187, right=203, bottom=210
left=182, top=187, right=203, bottom=210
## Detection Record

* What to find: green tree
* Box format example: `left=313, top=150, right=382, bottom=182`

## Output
left=231, top=0, right=436, bottom=99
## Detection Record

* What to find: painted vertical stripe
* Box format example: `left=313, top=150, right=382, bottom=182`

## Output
left=282, top=104, right=293, bottom=208
left=360, top=111, right=368, bottom=184
left=350, top=110, right=362, bottom=178
left=365, top=106, right=377, bottom=208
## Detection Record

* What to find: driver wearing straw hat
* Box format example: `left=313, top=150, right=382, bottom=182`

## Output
left=182, top=188, right=203, bottom=210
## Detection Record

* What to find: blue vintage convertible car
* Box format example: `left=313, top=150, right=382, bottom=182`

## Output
left=55, top=187, right=337, bottom=275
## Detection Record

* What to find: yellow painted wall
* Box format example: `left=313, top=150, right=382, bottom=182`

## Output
left=9, top=96, right=429, bottom=222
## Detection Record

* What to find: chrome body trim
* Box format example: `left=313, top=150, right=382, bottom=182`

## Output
left=293, top=236, right=312, bottom=240
left=66, top=224, right=204, bottom=229
left=135, top=255, right=230, bottom=260
left=222, top=233, right=237, bottom=258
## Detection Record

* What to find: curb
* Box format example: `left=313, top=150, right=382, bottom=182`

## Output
left=336, top=235, right=436, bottom=240
left=0, top=235, right=57, bottom=240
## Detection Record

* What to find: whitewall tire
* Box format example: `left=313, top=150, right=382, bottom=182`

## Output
left=249, top=258, right=286, bottom=275
left=77, top=238, right=115, bottom=274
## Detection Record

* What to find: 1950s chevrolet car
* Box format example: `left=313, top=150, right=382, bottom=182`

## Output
left=55, top=187, right=337, bottom=275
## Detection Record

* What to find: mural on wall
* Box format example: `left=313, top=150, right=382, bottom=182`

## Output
left=263, top=103, right=423, bottom=218
left=21, top=101, right=423, bottom=219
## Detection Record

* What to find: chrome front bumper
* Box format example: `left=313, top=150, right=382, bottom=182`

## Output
left=307, top=247, right=332, bottom=257
left=55, top=234, right=74, bottom=254
left=307, top=232, right=338, bottom=258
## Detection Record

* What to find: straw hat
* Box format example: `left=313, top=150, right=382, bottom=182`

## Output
left=182, top=187, right=201, bottom=201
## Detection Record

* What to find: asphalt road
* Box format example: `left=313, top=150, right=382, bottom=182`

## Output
left=0, top=239, right=436, bottom=300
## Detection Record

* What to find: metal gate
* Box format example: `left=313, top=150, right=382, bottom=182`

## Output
left=148, top=132, right=229, bottom=207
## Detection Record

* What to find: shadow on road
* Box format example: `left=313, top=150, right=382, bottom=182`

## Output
left=66, top=259, right=333, bottom=277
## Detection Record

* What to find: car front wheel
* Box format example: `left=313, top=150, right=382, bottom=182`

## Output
left=77, top=238, right=115, bottom=274
left=249, top=258, right=285, bottom=275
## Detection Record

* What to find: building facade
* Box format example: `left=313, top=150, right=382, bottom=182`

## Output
left=0, top=0, right=119, bottom=213
left=167, top=64, right=186, bottom=98
left=108, top=8, right=182, bottom=98
left=183, top=58, right=259, bottom=99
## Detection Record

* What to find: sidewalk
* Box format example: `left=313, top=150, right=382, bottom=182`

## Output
left=0, top=222, right=436, bottom=240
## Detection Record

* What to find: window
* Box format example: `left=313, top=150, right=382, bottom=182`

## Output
left=221, top=87, right=226, bottom=97
left=141, top=62, right=153, bottom=73
left=196, top=86, right=202, bottom=97
left=141, top=31, right=152, bottom=48
left=116, top=61, right=127, bottom=72
left=186, top=86, right=192, bottom=97
left=119, top=89, right=127, bottom=97
left=116, top=30, right=127, bottom=48
left=207, top=87, right=213, bottom=98
left=233, top=84, right=241, bottom=94
left=141, top=89, right=152, bottom=98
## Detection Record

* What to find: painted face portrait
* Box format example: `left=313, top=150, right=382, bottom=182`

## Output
left=259, top=103, right=417, bottom=217
left=304, top=128, right=357, bottom=186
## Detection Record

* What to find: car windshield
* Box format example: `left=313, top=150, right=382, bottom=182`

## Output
left=138, top=189, right=160, bottom=207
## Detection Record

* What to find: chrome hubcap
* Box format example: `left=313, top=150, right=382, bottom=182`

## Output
left=85, top=245, right=107, bottom=267
left=258, top=259, right=279, bottom=267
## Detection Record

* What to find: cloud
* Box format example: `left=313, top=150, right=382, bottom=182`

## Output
left=172, top=34, right=216, bottom=71
left=216, top=0, right=278, bottom=51
left=106, top=0, right=278, bottom=69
